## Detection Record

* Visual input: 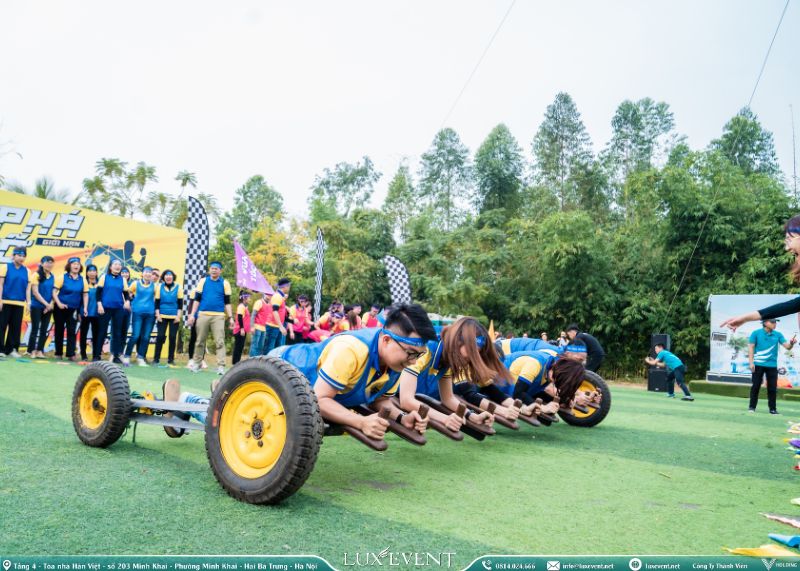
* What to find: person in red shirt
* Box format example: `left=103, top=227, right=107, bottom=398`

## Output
left=262, top=278, right=291, bottom=355
left=288, top=294, right=312, bottom=344
left=362, top=304, right=382, bottom=328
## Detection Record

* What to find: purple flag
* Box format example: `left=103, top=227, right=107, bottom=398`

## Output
left=234, top=240, right=274, bottom=294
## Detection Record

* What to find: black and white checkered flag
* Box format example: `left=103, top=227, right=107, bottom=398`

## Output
left=314, top=227, right=325, bottom=321
left=382, top=255, right=412, bottom=304
left=182, top=196, right=210, bottom=323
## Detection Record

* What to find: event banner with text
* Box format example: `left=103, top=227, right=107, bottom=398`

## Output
left=0, top=189, right=187, bottom=283
left=0, top=555, right=797, bottom=571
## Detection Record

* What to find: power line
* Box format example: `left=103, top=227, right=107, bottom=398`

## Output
left=438, top=0, right=517, bottom=130
left=659, top=0, right=791, bottom=331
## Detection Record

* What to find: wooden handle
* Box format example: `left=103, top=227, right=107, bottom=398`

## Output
left=456, top=403, right=467, bottom=418
left=341, top=426, right=388, bottom=451
left=487, top=402, right=496, bottom=414
left=379, top=408, right=391, bottom=419
left=513, top=399, right=523, bottom=408
left=418, top=404, right=429, bottom=419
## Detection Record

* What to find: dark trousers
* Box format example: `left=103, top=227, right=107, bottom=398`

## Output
left=188, top=323, right=198, bottom=359
left=750, top=365, right=778, bottom=411
left=154, top=318, right=180, bottom=363
left=667, top=365, right=691, bottom=396
left=29, top=307, right=52, bottom=352
left=53, top=306, right=79, bottom=358
left=232, top=332, right=247, bottom=364
left=586, top=353, right=604, bottom=373
left=0, top=304, right=24, bottom=354
left=80, top=316, right=99, bottom=360
left=95, top=308, right=126, bottom=360
left=262, top=326, right=283, bottom=355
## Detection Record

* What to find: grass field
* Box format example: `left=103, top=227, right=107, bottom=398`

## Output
left=1, top=358, right=798, bottom=565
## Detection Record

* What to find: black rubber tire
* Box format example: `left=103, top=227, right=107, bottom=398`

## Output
left=205, top=356, right=324, bottom=505
left=558, top=371, right=611, bottom=428
left=71, top=362, right=132, bottom=447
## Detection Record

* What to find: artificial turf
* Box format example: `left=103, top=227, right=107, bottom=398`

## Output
left=1, top=358, right=798, bottom=565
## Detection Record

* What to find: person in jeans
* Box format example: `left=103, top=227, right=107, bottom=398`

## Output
left=645, top=344, right=694, bottom=401
left=0, top=247, right=29, bottom=357
left=52, top=257, right=89, bottom=361
left=248, top=291, right=270, bottom=357
left=187, top=261, right=233, bottom=375
left=79, top=264, right=100, bottom=361
left=748, top=318, right=795, bottom=414
left=95, top=259, right=130, bottom=364
left=27, top=255, right=55, bottom=358
left=124, top=266, right=157, bottom=366
left=153, top=269, right=183, bottom=365
left=262, top=278, right=291, bottom=355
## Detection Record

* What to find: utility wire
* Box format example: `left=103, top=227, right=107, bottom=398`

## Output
left=659, top=0, right=791, bottom=331
left=439, top=0, right=517, bottom=130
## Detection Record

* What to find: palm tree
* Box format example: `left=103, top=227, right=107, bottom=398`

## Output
left=8, top=176, right=72, bottom=203
left=175, top=170, right=197, bottom=190
left=95, top=158, right=127, bottom=180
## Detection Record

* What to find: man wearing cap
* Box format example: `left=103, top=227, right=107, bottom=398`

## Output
left=748, top=318, right=796, bottom=414
left=0, top=247, right=29, bottom=357
left=262, top=278, right=291, bottom=356
left=187, top=261, right=233, bottom=375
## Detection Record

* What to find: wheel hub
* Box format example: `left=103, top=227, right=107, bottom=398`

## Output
left=251, top=419, right=264, bottom=440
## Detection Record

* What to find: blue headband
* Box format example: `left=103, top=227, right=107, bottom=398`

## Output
left=788, top=226, right=800, bottom=234
left=68, top=257, right=80, bottom=264
left=86, top=264, right=97, bottom=272
left=143, top=266, right=153, bottom=272
left=476, top=336, right=486, bottom=348
left=565, top=344, right=587, bottom=353
left=40, top=255, right=54, bottom=263
left=13, top=248, right=26, bottom=255
left=381, top=328, right=427, bottom=347
left=210, top=262, right=223, bottom=269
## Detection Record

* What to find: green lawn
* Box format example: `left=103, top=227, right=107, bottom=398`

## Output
left=0, top=358, right=798, bottom=565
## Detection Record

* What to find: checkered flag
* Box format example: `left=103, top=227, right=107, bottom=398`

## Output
left=314, top=227, right=325, bottom=321
left=382, top=255, right=412, bottom=304
left=182, top=196, right=210, bottom=322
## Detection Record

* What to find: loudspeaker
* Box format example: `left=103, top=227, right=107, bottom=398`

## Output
left=651, top=333, right=671, bottom=352
left=647, top=368, right=669, bottom=392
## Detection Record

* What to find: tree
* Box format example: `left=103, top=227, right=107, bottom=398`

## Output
left=382, top=164, right=416, bottom=241
left=309, top=157, right=381, bottom=218
left=711, top=107, right=780, bottom=177
left=418, top=128, right=473, bottom=230
left=474, top=124, right=524, bottom=216
left=77, top=158, right=158, bottom=219
left=217, top=175, right=284, bottom=248
left=531, top=92, right=593, bottom=210
left=8, top=176, right=72, bottom=203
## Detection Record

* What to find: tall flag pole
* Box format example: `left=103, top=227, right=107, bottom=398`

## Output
left=314, top=227, right=325, bottom=321
left=182, top=196, right=209, bottom=323
left=382, top=255, right=412, bottom=304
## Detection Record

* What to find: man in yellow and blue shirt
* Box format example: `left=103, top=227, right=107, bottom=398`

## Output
left=187, top=261, right=233, bottom=375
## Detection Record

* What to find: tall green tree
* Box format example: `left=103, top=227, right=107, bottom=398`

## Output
left=711, top=107, right=780, bottom=177
left=474, top=124, right=524, bottom=216
left=217, top=175, right=284, bottom=248
left=309, top=157, right=381, bottom=218
left=382, top=164, right=416, bottom=242
left=418, top=128, right=473, bottom=230
left=531, top=92, right=593, bottom=210
left=78, top=158, right=158, bottom=219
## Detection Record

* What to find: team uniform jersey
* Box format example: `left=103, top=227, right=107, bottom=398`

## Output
left=97, top=273, right=129, bottom=309
left=29, top=272, right=55, bottom=309
left=270, top=328, right=400, bottom=407
left=54, top=272, right=89, bottom=309
left=155, top=283, right=182, bottom=319
left=500, top=338, right=561, bottom=357
left=289, top=304, right=312, bottom=338
left=86, top=283, right=99, bottom=317
left=129, top=280, right=156, bottom=314
left=499, top=350, right=555, bottom=398
left=265, top=291, right=287, bottom=328
left=0, top=263, right=30, bottom=307
left=194, top=276, right=232, bottom=315
left=403, top=340, right=451, bottom=399
left=317, top=311, right=332, bottom=330
left=233, top=303, right=251, bottom=335
left=363, top=314, right=380, bottom=328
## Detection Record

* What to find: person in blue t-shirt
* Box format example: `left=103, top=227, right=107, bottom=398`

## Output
left=747, top=318, right=796, bottom=414
left=0, top=247, right=30, bottom=357
left=645, top=343, right=694, bottom=401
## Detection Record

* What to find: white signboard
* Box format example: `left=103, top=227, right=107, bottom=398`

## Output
left=709, top=294, right=800, bottom=387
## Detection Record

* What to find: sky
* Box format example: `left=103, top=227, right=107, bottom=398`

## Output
left=1, top=0, right=798, bottom=218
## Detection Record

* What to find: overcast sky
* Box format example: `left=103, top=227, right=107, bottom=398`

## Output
left=1, top=0, right=798, bottom=218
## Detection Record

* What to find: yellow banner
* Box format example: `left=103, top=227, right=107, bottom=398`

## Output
left=0, top=189, right=187, bottom=283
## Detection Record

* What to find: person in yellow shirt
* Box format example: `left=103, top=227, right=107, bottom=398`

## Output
left=262, top=278, right=291, bottom=355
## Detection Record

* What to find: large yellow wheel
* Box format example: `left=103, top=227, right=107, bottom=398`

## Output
left=72, top=362, right=131, bottom=447
left=205, top=356, right=323, bottom=505
left=558, top=371, right=611, bottom=427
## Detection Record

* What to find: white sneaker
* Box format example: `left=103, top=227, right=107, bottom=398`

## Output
left=138, top=358, right=148, bottom=367
left=200, top=360, right=208, bottom=370
left=185, top=361, right=194, bottom=370
left=0, top=352, right=7, bottom=358
left=122, top=356, right=131, bottom=366
left=9, top=351, right=21, bottom=358
left=188, top=360, right=200, bottom=373
left=217, top=366, right=225, bottom=375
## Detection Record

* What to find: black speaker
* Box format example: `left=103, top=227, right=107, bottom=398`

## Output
left=651, top=333, right=671, bottom=352
left=647, top=368, right=669, bottom=392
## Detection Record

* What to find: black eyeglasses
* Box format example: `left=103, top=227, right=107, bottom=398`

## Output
left=388, top=336, right=427, bottom=361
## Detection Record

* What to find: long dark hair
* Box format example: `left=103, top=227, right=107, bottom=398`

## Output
left=785, top=215, right=800, bottom=282
left=550, top=359, right=586, bottom=406
left=440, top=317, right=510, bottom=386
left=37, top=259, right=53, bottom=283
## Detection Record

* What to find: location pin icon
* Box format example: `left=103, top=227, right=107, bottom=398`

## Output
left=3, top=560, right=11, bottom=571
